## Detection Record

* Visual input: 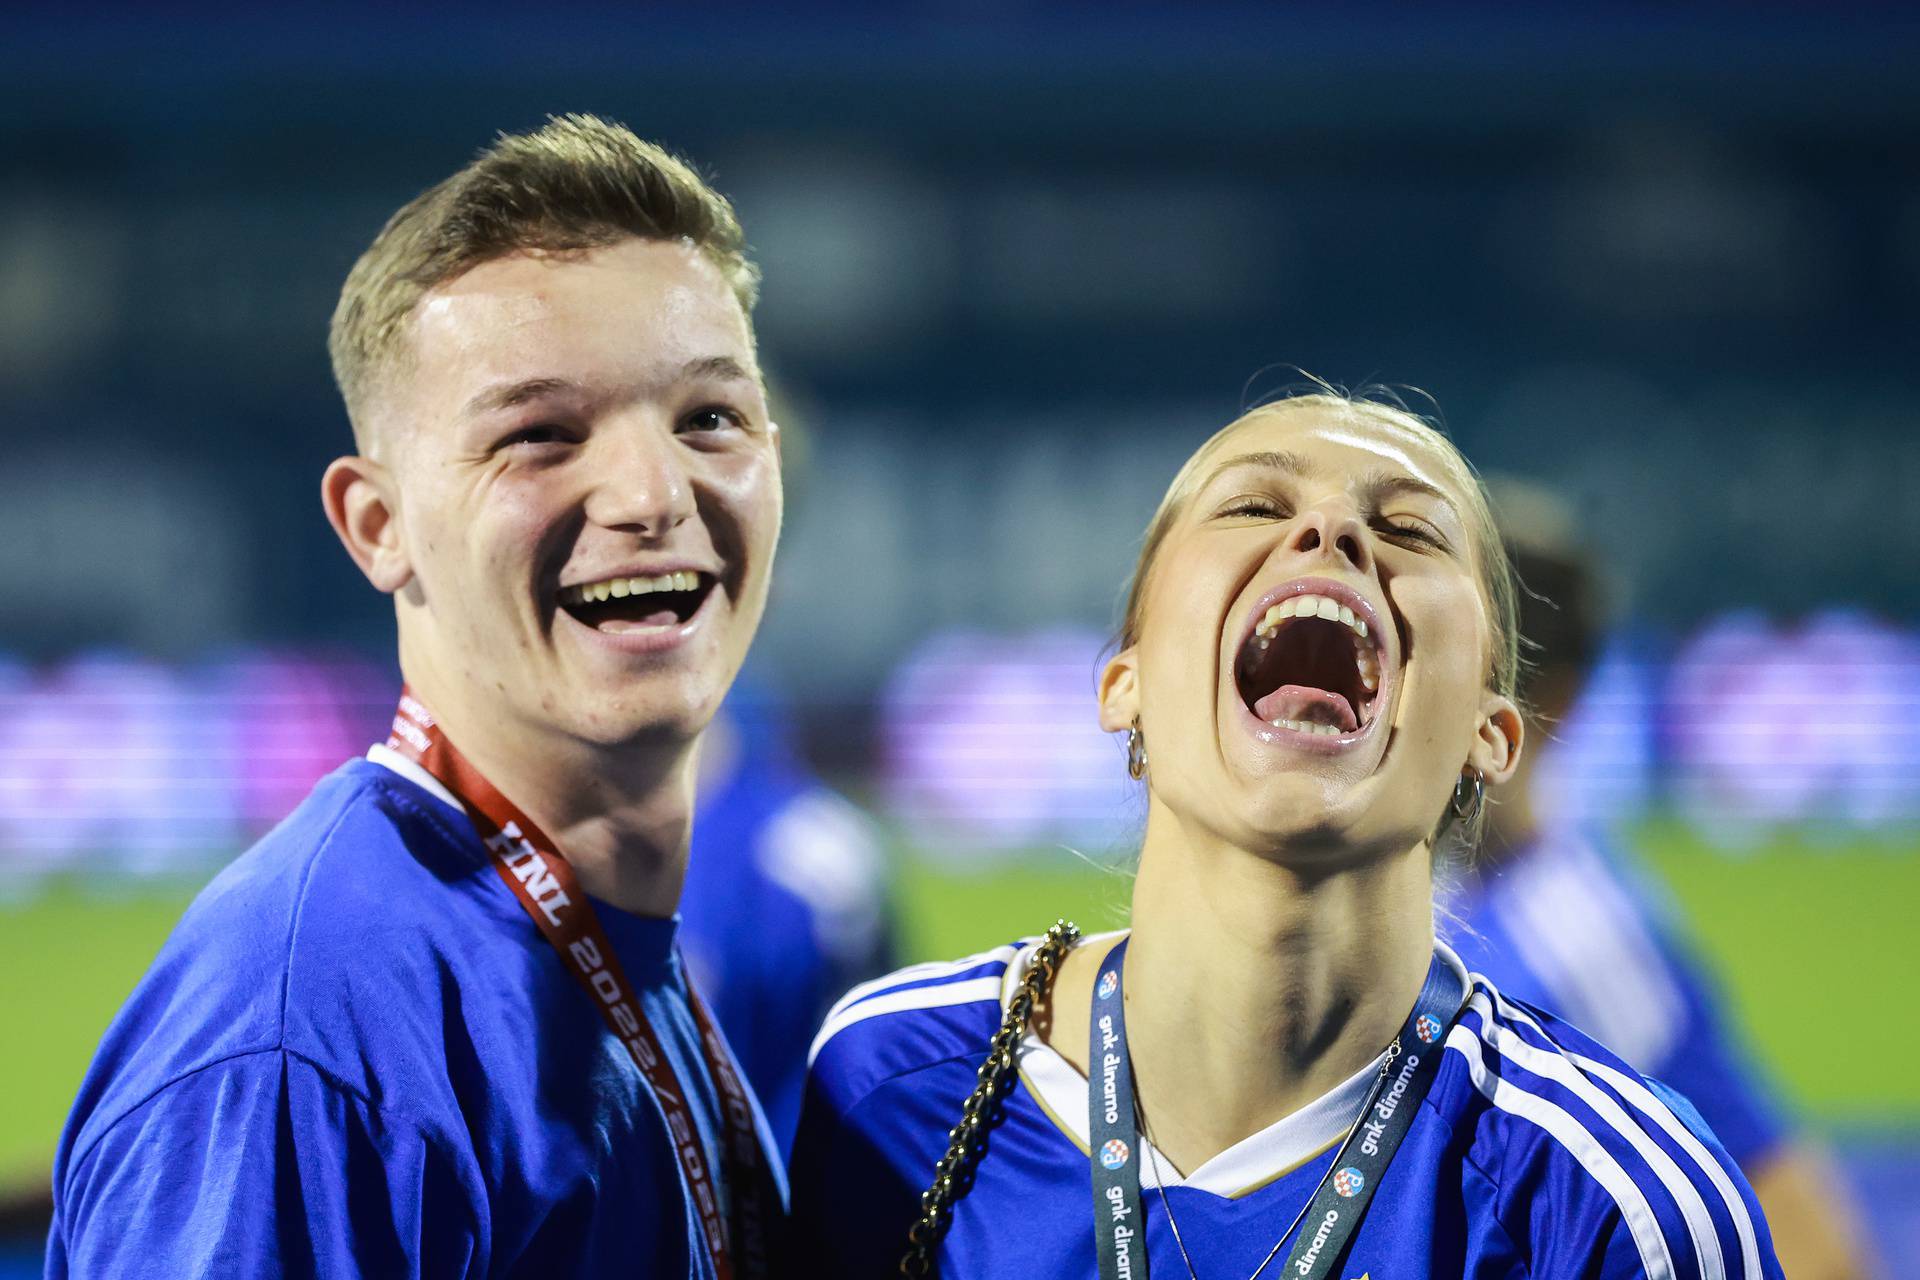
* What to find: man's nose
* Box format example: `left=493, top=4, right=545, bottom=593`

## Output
left=1284, top=499, right=1372, bottom=574
left=584, top=421, right=695, bottom=538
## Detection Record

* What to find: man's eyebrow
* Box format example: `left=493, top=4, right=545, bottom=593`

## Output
left=460, top=357, right=759, bottom=420
left=680, top=354, right=759, bottom=384
left=462, top=377, right=579, bottom=419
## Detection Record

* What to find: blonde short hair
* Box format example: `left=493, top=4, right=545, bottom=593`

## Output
left=1116, top=388, right=1520, bottom=702
left=327, top=113, right=759, bottom=444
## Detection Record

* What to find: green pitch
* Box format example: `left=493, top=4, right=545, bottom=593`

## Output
left=892, top=821, right=1920, bottom=1128
left=3, top=824, right=1915, bottom=1186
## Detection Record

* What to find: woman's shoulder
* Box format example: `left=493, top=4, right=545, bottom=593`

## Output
left=805, top=938, right=1035, bottom=1107
left=1433, top=967, right=1778, bottom=1279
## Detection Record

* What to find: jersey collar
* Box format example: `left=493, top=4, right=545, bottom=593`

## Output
left=1007, top=931, right=1464, bottom=1199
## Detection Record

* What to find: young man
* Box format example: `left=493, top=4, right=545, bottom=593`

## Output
left=47, top=115, right=786, bottom=1278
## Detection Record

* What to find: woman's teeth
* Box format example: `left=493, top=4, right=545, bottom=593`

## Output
left=1252, top=593, right=1380, bottom=694
left=1269, top=719, right=1346, bottom=737
left=558, top=570, right=700, bottom=606
left=1254, top=593, right=1367, bottom=640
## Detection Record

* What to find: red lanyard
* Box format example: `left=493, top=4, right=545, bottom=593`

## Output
left=386, top=690, right=773, bottom=1280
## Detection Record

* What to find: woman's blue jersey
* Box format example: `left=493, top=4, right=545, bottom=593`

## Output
left=794, top=936, right=1782, bottom=1279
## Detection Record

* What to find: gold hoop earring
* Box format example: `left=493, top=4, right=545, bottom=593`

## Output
left=1126, top=718, right=1147, bottom=781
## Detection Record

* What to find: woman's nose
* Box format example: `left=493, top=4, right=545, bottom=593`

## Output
left=1285, top=501, right=1372, bottom=574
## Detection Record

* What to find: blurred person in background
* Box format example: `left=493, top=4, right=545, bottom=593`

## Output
left=1443, top=478, right=1880, bottom=1279
left=46, top=116, right=786, bottom=1278
left=675, top=385, right=898, bottom=1153
left=680, top=680, right=898, bottom=1151
left=793, top=390, right=1782, bottom=1278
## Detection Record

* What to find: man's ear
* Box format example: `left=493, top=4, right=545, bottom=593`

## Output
left=321, top=455, right=412, bottom=595
left=1097, top=647, right=1141, bottom=734
left=1468, top=690, right=1524, bottom=786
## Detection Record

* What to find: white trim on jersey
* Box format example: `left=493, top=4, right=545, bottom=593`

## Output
left=1447, top=986, right=1708, bottom=1280
left=1472, top=988, right=1727, bottom=1280
left=1554, top=1047, right=1763, bottom=1279
left=1002, top=932, right=1387, bottom=1198
left=368, top=744, right=463, bottom=814
left=807, top=975, right=1003, bottom=1065
left=807, top=940, right=1024, bottom=1067
left=1570, top=1051, right=1765, bottom=1280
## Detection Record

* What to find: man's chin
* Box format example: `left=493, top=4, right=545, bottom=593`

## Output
left=539, top=679, right=726, bottom=749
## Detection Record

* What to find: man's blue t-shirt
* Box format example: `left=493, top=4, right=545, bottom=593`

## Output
left=46, top=752, right=785, bottom=1278
left=1441, top=829, right=1789, bottom=1172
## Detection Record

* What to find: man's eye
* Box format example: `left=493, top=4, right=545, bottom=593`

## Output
left=682, top=405, right=746, bottom=434
left=497, top=425, right=566, bottom=450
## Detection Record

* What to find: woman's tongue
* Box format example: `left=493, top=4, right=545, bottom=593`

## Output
left=1253, top=684, right=1358, bottom=733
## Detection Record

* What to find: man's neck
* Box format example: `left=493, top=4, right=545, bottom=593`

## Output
left=407, top=679, right=699, bottom=919
left=1119, top=812, right=1435, bottom=1175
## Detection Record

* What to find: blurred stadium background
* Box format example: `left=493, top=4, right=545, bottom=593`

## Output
left=3, top=2, right=1918, bottom=1271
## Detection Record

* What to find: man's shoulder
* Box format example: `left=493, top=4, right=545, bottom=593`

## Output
left=179, top=756, right=485, bottom=972
left=1433, top=973, right=1774, bottom=1279
left=804, top=940, right=1025, bottom=1107
left=71, top=760, right=500, bottom=1143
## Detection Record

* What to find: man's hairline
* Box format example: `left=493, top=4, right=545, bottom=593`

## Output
left=346, top=235, right=762, bottom=461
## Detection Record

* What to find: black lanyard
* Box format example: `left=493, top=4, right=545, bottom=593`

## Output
left=1088, top=939, right=1467, bottom=1280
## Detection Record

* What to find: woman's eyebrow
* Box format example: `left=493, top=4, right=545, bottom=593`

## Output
left=1362, top=468, right=1459, bottom=515
left=1202, top=449, right=1314, bottom=488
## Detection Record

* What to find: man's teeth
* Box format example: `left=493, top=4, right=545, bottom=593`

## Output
left=1269, top=719, right=1346, bottom=737
left=558, top=570, right=700, bottom=606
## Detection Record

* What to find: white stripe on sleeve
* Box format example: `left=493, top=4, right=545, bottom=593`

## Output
left=809, top=976, right=1003, bottom=1065
left=817, top=942, right=1021, bottom=1031
left=1446, top=1022, right=1677, bottom=1280
left=1571, top=1052, right=1764, bottom=1280
left=1475, top=991, right=1725, bottom=1280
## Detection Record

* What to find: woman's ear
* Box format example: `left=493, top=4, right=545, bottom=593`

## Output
left=1097, top=648, right=1141, bottom=734
left=321, top=455, right=413, bottom=594
left=1468, top=690, right=1525, bottom=786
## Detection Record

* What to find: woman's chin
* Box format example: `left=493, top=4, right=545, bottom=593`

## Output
left=1207, top=775, right=1422, bottom=868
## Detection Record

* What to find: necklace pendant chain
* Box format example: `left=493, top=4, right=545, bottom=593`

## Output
left=1138, top=1064, right=1385, bottom=1280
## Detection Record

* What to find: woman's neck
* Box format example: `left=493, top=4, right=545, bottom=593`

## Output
left=1115, top=814, right=1435, bottom=1174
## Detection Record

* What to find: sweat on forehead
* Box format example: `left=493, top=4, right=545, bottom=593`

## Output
left=1177, top=397, right=1475, bottom=508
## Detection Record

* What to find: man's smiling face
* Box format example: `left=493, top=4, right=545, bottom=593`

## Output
left=374, top=236, right=782, bottom=752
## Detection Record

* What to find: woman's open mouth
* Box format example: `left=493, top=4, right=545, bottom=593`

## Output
left=557, top=570, right=716, bottom=633
left=1234, top=588, right=1384, bottom=740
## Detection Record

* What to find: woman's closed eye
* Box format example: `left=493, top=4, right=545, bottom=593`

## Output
left=1375, top=516, right=1449, bottom=550
left=1216, top=496, right=1292, bottom=520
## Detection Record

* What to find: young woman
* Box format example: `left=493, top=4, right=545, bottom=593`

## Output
left=792, top=392, right=1781, bottom=1279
